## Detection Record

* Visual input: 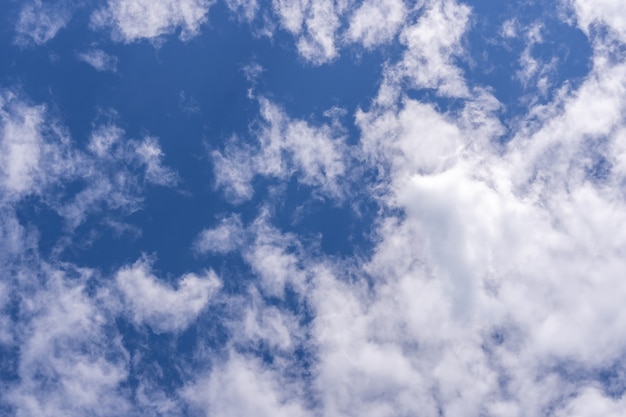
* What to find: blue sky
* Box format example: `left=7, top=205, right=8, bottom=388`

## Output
left=2, top=0, right=626, bottom=416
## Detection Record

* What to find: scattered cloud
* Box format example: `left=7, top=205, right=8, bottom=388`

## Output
left=346, top=0, right=406, bottom=48
left=6, top=266, right=131, bottom=417
left=131, top=136, right=179, bottom=187
left=0, top=90, right=77, bottom=200
left=77, top=49, right=119, bottom=72
left=116, top=258, right=221, bottom=333
left=14, top=0, right=72, bottom=46
left=271, top=0, right=353, bottom=64
left=213, top=97, right=348, bottom=203
left=4, top=1, right=626, bottom=416
left=91, top=0, right=215, bottom=42
left=376, top=0, right=472, bottom=104
left=194, top=214, right=245, bottom=254
left=0, top=90, right=178, bottom=232
left=183, top=352, right=310, bottom=417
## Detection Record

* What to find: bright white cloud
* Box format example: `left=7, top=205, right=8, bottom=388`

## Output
left=244, top=213, right=307, bottom=296
left=91, top=0, right=214, bottom=42
left=571, top=0, right=626, bottom=42
left=0, top=91, right=77, bottom=200
left=183, top=353, right=310, bottom=417
left=196, top=4, right=626, bottom=415
left=313, top=7, right=626, bottom=414
left=116, top=258, right=221, bottom=333
left=378, top=0, right=471, bottom=102
left=346, top=0, right=406, bottom=48
left=237, top=291, right=300, bottom=352
left=6, top=268, right=131, bottom=417
left=14, top=0, right=72, bottom=46
left=272, top=0, right=354, bottom=64
left=77, top=49, right=119, bottom=72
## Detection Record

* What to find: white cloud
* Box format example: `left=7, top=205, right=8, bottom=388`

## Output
left=0, top=280, right=12, bottom=345
left=0, top=90, right=77, bottom=200
left=6, top=2, right=626, bottom=416
left=500, top=18, right=518, bottom=38
left=212, top=138, right=256, bottom=203
left=244, top=213, right=307, bottom=296
left=272, top=0, right=354, bottom=64
left=357, top=99, right=465, bottom=178
left=377, top=0, right=471, bottom=102
left=555, top=387, right=626, bottom=417
left=131, top=136, right=179, bottom=187
left=225, top=0, right=259, bottom=22
left=237, top=292, right=300, bottom=352
left=91, top=0, right=214, bottom=42
left=182, top=353, right=310, bottom=417
left=116, top=258, right=221, bottom=333
left=14, top=0, right=72, bottom=46
left=196, top=4, right=626, bottom=414
left=6, top=267, right=131, bottom=417
left=194, top=215, right=245, bottom=254
left=213, top=98, right=347, bottom=203
left=571, top=0, right=626, bottom=42
left=319, top=7, right=626, bottom=413
left=346, top=0, right=406, bottom=48
left=77, top=49, right=119, bottom=72
left=56, top=126, right=178, bottom=230
left=0, top=91, right=178, bottom=232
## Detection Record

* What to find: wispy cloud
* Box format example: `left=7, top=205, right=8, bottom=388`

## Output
left=0, top=91, right=178, bottom=232
left=77, top=49, right=119, bottom=72
left=213, top=97, right=348, bottom=203
left=14, top=0, right=72, bottom=46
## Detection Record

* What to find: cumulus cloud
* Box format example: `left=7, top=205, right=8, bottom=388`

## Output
left=14, top=0, right=72, bottom=46
left=77, top=49, right=119, bottom=72
left=189, top=3, right=626, bottom=416
left=91, top=0, right=214, bottom=42
left=116, top=258, right=221, bottom=333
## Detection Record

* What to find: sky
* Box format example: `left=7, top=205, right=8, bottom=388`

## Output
left=1, top=0, right=626, bottom=416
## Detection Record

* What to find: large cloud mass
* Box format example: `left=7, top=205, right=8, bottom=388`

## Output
left=3, top=0, right=626, bottom=416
